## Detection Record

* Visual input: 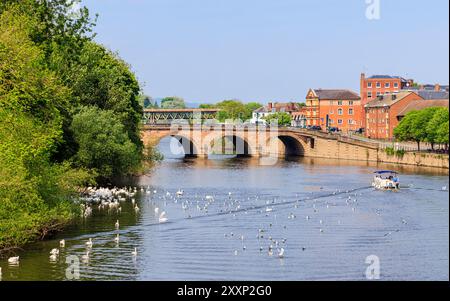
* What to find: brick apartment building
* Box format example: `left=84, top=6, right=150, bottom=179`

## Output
left=360, top=73, right=415, bottom=106
left=305, top=89, right=362, bottom=132
left=365, top=91, right=424, bottom=140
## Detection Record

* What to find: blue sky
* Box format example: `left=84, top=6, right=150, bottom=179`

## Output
left=82, top=0, right=449, bottom=104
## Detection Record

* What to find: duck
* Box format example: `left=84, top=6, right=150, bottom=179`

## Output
left=85, top=238, right=93, bottom=248
left=159, top=211, right=168, bottom=223
left=59, top=239, right=65, bottom=248
left=8, top=256, right=19, bottom=264
left=115, top=220, right=120, bottom=230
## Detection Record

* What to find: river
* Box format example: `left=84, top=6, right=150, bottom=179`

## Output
left=1, top=137, right=448, bottom=281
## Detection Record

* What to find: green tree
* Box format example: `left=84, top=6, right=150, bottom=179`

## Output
left=394, top=111, right=421, bottom=150
left=426, top=108, right=449, bottom=149
left=216, top=100, right=248, bottom=122
left=161, top=96, right=186, bottom=109
left=436, top=121, right=449, bottom=149
left=263, top=112, right=292, bottom=126
left=70, top=107, right=142, bottom=180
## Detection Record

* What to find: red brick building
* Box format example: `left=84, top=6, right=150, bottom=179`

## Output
left=360, top=73, right=414, bottom=106
left=305, top=89, right=362, bottom=132
left=365, top=91, right=423, bottom=140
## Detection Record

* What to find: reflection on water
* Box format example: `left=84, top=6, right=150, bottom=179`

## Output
left=0, top=137, right=448, bottom=281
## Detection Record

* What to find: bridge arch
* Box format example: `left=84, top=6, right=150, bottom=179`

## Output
left=207, top=134, right=253, bottom=157
left=266, top=133, right=307, bottom=157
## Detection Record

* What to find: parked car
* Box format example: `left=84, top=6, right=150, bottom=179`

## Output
left=328, top=127, right=340, bottom=133
left=353, top=128, right=365, bottom=134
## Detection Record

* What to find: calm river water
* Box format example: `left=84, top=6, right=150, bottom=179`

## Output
left=1, top=138, right=448, bottom=281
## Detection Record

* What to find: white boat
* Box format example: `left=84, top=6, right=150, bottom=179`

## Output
left=372, top=170, right=400, bottom=190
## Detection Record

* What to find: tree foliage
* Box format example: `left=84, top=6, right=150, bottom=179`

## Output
left=161, top=96, right=186, bottom=109
left=0, top=1, right=148, bottom=250
left=263, top=112, right=292, bottom=126
left=395, top=107, right=449, bottom=150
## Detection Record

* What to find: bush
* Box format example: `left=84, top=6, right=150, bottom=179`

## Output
left=70, top=106, right=142, bottom=181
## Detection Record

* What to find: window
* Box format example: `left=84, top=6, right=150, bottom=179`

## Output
left=376, top=82, right=381, bottom=88
left=338, top=108, right=343, bottom=115
left=367, top=82, right=372, bottom=88
left=329, top=119, right=334, bottom=124
left=348, top=119, right=353, bottom=125
left=385, top=82, right=390, bottom=88
left=394, top=82, right=399, bottom=88
left=349, top=101, right=353, bottom=105
left=338, top=100, right=343, bottom=105
left=349, top=108, right=354, bottom=115
left=368, top=92, right=372, bottom=98
left=376, top=92, right=381, bottom=96
left=338, top=119, right=343, bottom=125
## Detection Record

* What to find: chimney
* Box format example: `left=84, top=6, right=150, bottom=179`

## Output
left=435, top=84, right=441, bottom=91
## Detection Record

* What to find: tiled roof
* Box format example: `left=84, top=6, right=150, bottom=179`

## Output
left=254, top=102, right=301, bottom=113
left=368, top=75, right=408, bottom=82
left=365, top=91, right=419, bottom=108
left=397, top=99, right=449, bottom=117
left=313, top=89, right=360, bottom=100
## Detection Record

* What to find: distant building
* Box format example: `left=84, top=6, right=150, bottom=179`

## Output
left=291, top=107, right=308, bottom=128
left=251, top=102, right=300, bottom=124
left=403, top=83, right=449, bottom=100
left=304, top=89, right=362, bottom=132
left=397, top=99, right=449, bottom=121
left=360, top=73, right=414, bottom=107
left=365, top=91, right=423, bottom=140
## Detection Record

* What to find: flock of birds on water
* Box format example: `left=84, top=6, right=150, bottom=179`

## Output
left=2, top=181, right=447, bottom=280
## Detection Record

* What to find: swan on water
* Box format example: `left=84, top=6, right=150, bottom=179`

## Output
left=81, top=251, right=90, bottom=262
left=278, top=248, right=285, bottom=258
left=132, top=248, right=138, bottom=257
left=115, top=220, right=120, bottom=230
left=159, top=211, right=168, bottom=223
left=8, top=256, right=19, bottom=264
left=50, top=248, right=59, bottom=256
left=86, top=238, right=93, bottom=248
left=114, top=234, right=120, bottom=243
left=176, top=189, right=184, bottom=197
left=60, top=240, right=65, bottom=248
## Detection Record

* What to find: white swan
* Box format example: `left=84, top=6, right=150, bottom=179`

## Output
left=159, top=211, right=168, bottom=223
left=86, top=238, right=93, bottom=248
left=131, top=248, right=138, bottom=256
left=176, top=189, right=184, bottom=197
left=81, top=251, right=90, bottom=262
left=59, top=239, right=65, bottom=248
left=50, top=248, right=59, bottom=256
left=49, top=254, right=58, bottom=262
left=114, top=234, right=120, bottom=243
left=278, top=248, right=285, bottom=258
left=8, top=256, right=19, bottom=264
left=115, top=220, right=120, bottom=230
left=134, top=205, right=140, bottom=213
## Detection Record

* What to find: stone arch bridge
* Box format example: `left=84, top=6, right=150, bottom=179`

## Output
left=141, top=124, right=380, bottom=161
